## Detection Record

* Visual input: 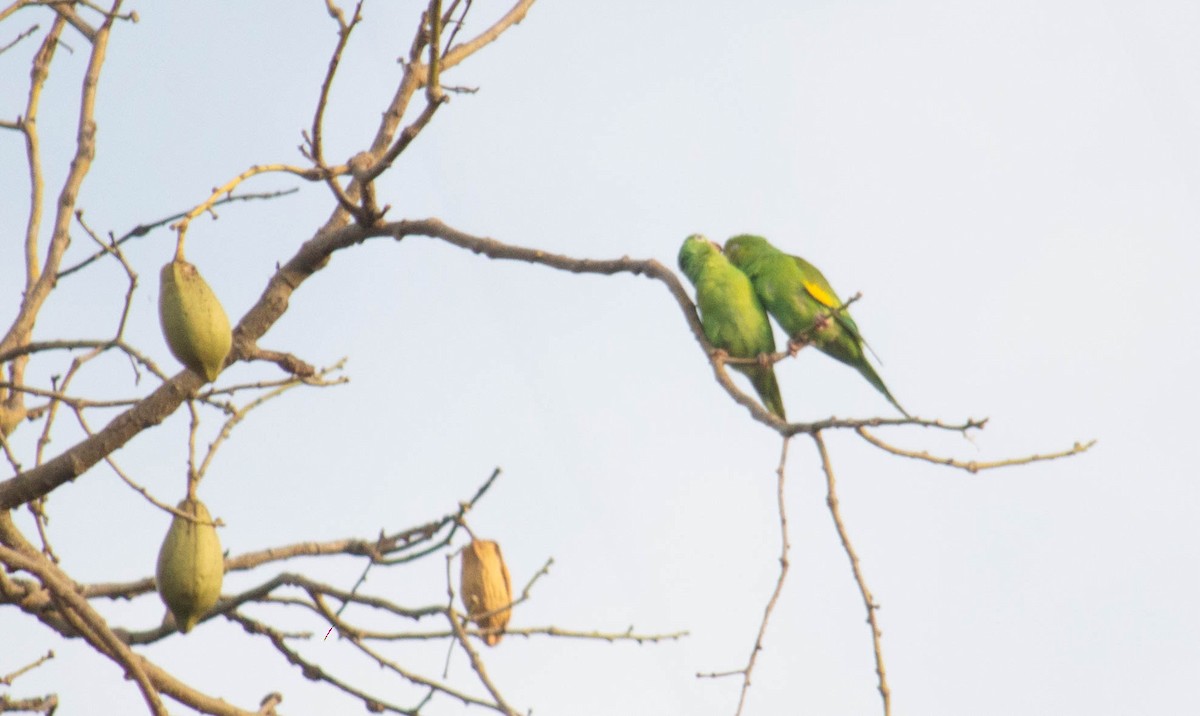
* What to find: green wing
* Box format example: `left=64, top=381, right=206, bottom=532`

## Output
left=720, top=234, right=909, bottom=417
left=680, top=236, right=786, bottom=419
left=789, top=255, right=906, bottom=416
left=791, top=255, right=863, bottom=341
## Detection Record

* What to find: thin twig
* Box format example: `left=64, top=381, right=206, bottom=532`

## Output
left=426, top=0, right=443, bottom=103
left=57, top=189, right=298, bottom=278
left=440, top=0, right=471, bottom=59
left=0, top=339, right=168, bottom=379
left=73, top=410, right=210, bottom=522
left=814, top=431, right=891, bottom=716
left=0, top=649, right=53, bottom=685
left=308, top=0, right=365, bottom=221
left=0, top=382, right=138, bottom=409
left=856, top=428, right=1096, bottom=473
left=171, top=163, right=336, bottom=253
left=0, top=16, right=65, bottom=468
left=185, top=400, right=200, bottom=499
left=227, top=611, right=423, bottom=716
left=72, top=210, right=138, bottom=341
left=346, top=634, right=501, bottom=712
left=200, top=368, right=346, bottom=398
left=696, top=438, right=791, bottom=716
left=195, top=362, right=348, bottom=483
left=326, top=467, right=503, bottom=643
left=439, top=0, right=534, bottom=70
left=242, top=347, right=319, bottom=377
left=0, top=22, right=38, bottom=56
left=82, top=479, right=494, bottom=601
left=447, top=611, right=520, bottom=715
left=356, top=624, right=689, bottom=643
left=0, top=692, right=58, bottom=714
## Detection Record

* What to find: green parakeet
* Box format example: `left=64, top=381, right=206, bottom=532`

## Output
left=678, top=235, right=786, bottom=420
left=723, top=234, right=909, bottom=417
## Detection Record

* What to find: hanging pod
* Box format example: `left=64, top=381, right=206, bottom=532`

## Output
left=460, top=539, right=513, bottom=646
left=159, top=259, right=231, bottom=382
left=155, top=498, right=224, bottom=633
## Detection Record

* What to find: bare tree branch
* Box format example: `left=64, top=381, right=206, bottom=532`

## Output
left=0, top=3, right=1096, bottom=714
left=814, top=432, right=891, bottom=716
left=0, top=535, right=167, bottom=715
left=0, top=650, right=53, bottom=686
left=306, top=0, right=364, bottom=221
left=228, top=611, right=427, bottom=716
left=57, top=189, right=298, bottom=278
left=0, top=21, right=37, bottom=56
left=0, top=211, right=1087, bottom=510
left=856, top=428, right=1097, bottom=473
left=0, top=0, right=544, bottom=511
left=0, top=693, right=58, bottom=715
left=696, top=438, right=792, bottom=716
left=0, top=1, right=115, bottom=357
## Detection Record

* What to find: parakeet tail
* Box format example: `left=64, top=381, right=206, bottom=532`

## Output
left=856, top=361, right=910, bottom=419
left=744, top=366, right=787, bottom=421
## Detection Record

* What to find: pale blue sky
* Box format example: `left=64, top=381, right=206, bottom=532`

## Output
left=2, top=2, right=1198, bottom=714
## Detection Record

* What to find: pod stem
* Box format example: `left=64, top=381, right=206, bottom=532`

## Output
left=173, top=230, right=187, bottom=263
left=185, top=399, right=200, bottom=501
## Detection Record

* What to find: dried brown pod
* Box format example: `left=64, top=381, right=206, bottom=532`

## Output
left=460, top=539, right=513, bottom=646
left=0, top=404, right=23, bottom=438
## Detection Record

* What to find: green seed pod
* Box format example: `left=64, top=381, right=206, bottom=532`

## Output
left=460, top=539, right=512, bottom=646
left=156, top=498, right=224, bottom=634
left=159, top=259, right=231, bottom=382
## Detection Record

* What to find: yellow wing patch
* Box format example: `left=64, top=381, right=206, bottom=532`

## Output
left=802, top=280, right=838, bottom=310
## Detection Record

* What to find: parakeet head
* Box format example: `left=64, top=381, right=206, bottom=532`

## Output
left=678, top=234, right=723, bottom=281
left=723, top=234, right=776, bottom=269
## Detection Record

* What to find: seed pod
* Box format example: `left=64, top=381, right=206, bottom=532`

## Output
left=156, top=498, right=224, bottom=633
left=460, top=539, right=512, bottom=646
left=0, top=404, right=22, bottom=438
left=159, top=259, right=231, bottom=382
